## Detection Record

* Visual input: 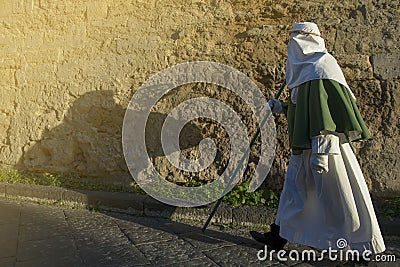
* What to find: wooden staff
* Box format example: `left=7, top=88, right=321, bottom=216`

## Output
left=202, top=81, right=287, bottom=232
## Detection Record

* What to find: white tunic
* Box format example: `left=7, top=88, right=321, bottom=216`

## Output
left=275, top=141, right=386, bottom=254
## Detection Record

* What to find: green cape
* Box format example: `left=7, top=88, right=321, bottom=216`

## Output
left=286, top=79, right=370, bottom=154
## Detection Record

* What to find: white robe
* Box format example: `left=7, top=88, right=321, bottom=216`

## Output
left=275, top=142, right=386, bottom=254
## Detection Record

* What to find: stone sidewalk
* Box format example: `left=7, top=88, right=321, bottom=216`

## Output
left=1, top=183, right=400, bottom=237
left=0, top=198, right=399, bottom=267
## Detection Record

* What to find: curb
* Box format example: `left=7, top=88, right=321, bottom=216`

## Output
left=1, top=182, right=399, bottom=236
left=0, top=182, right=275, bottom=229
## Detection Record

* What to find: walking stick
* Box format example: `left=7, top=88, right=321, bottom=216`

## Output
left=202, top=81, right=287, bottom=232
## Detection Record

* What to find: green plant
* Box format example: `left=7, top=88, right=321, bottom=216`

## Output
left=0, top=169, right=61, bottom=186
left=183, top=179, right=281, bottom=208
left=223, top=181, right=267, bottom=207
left=0, top=168, right=143, bottom=194
left=183, top=179, right=208, bottom=187
left=0, top=168, right=281, bottom=209
left=265, top=189, right=280, bottom=208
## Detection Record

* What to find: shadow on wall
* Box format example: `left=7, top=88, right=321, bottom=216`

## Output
left=16, top=90, right=205, bottom=185
left=17, top=90, right=128, bottom=181
left=145, top=112, right=204, bottom=159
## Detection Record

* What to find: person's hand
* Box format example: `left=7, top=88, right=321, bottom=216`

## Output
left=310, top=153, right=329, bottom=174
left=268, top=98, right=283, bottom=113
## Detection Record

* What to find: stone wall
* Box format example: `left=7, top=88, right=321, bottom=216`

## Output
left=0, top=0, right=398, bottom=197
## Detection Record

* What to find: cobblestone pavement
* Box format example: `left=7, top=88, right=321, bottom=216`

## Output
left=0, top=198, right=398, bottom=267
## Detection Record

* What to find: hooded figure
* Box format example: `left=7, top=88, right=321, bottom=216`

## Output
left=251, top=22, right=385, bottom=257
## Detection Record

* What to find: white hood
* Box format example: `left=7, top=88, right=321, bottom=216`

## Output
left=286, top=22, right=355, bottom=99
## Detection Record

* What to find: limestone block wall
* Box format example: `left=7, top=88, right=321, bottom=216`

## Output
left=0, top=0, right=398, bottom=197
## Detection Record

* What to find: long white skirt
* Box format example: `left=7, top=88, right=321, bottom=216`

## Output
left=275, top=143, right=386, bottom=254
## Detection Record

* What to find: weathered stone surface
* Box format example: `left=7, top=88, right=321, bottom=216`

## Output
left=337, top=54, right=374, bottom=80
left=172, top=203, right=233, bottom=226
left=71, top=189, right=147, bottom=215
left=0, top=0, right=398, bottom=197
left=372, top=53, right=400, bottom=80
left=143, top=196, right=176, bottom=218
left=359, top=81, right=400, bottom=197
left=0, top=183, right=5, bottom=198
left=5, top=183, right=65, bottom=201
left=232, top=206, right=275, bottom=228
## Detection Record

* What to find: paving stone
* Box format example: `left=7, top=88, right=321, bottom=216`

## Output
left=137, top=238, right=205, bottom=265
left=204, top=244, right=270, bottom=266
left=0, top=257, right=15, bottom=267
left=0, top=224, right=18, bottom=258
left=164, top=257, right=219, bottom=267
left=181, top=231, right=239, bottom=252
left=15, top=256, right=83, bottom=267
left=120, top=216, right=197, bottom=236
left=19, top=220, right=71, bottom=241
left=16, top=236, right=78, bottom=262
left=64, top=209, right=151, bottom=266
left=20, top=203, right=66, bottom=225
left=65, top=209, right=125, bottom=238
left=0, top=200, right=20, bottom=225
left=0, top=198, right=397, bottom=267
left=111, top=212, right=170, bottom=230
left=76, top=241, right=150, bottom=267
left=121, top=223, right=179, bottom=245
left=155, top=220, right=198, bottom=235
